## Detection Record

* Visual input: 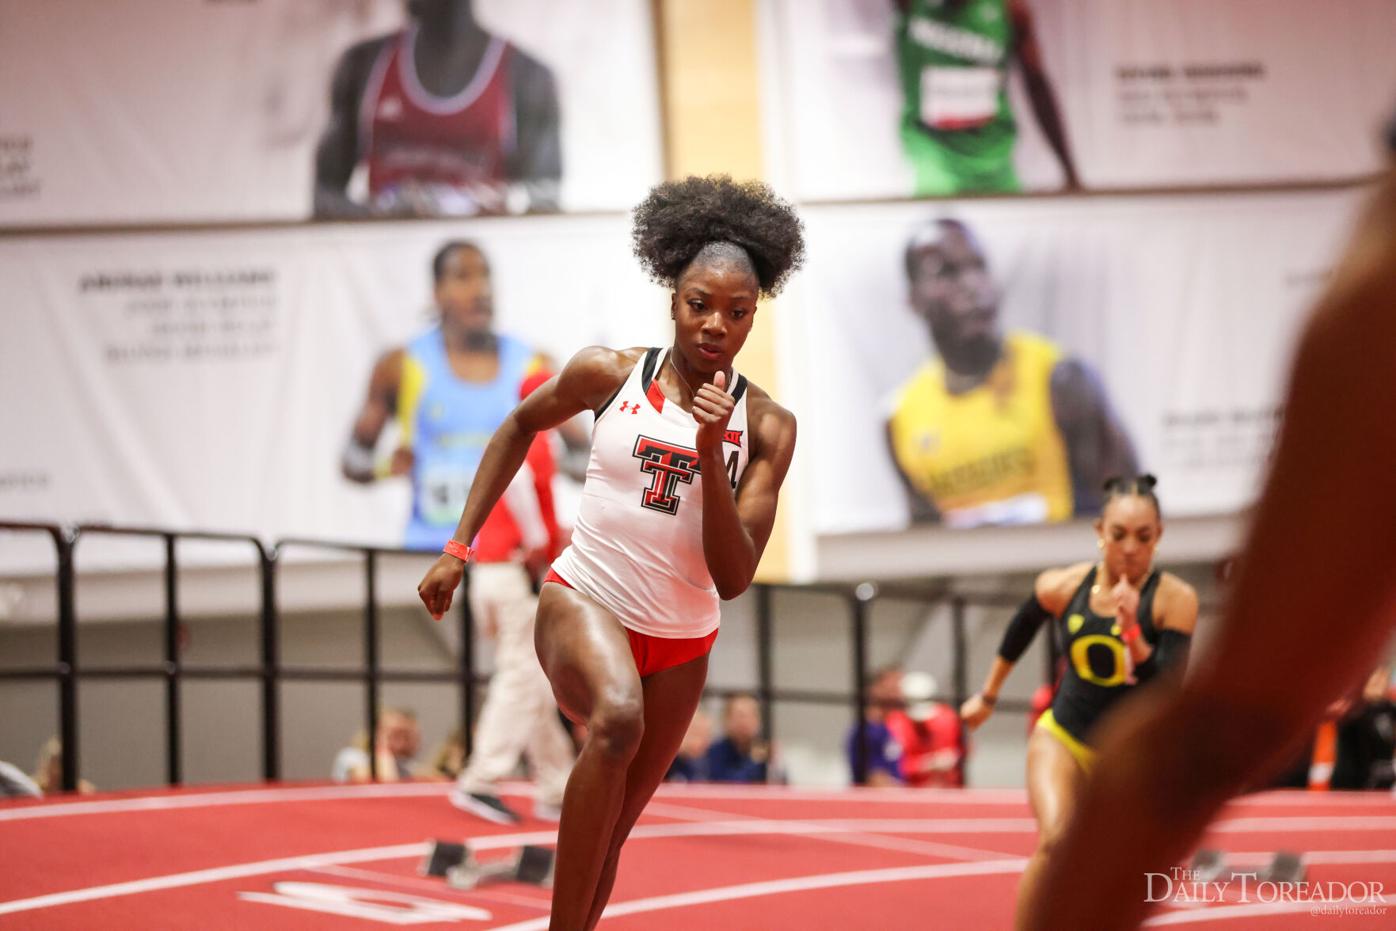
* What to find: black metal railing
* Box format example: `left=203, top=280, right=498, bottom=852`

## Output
left=1, top=520, right=1051, bottom=792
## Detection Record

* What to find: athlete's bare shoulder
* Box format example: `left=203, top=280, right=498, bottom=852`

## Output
left=1034, top=561, right=1093, bottom=614
left=743, top=381, right=795, bottom=426
left=742, top=380, right=797, bottom=462
left=332, top=32, right=395, bottom=91
left=1154, top=572, right=1200, bottom=634
left=556, top=346, right=649, bottom=413
left=367, top=346, right=406, bottom=395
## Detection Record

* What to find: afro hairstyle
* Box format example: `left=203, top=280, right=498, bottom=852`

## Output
left=631, top=175, right=805, bottom=298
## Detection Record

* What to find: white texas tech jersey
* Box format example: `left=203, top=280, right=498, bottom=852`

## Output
left=550, top=347, right=751, bottom=638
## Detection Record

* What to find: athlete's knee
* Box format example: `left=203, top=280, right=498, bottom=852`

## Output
left=1040, top=826, right=1071, bottom=863
left=588, top=697, right=644, bottom=761
left=1035, top=807, right=1074, bottom=856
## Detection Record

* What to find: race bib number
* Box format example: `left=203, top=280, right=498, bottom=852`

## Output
left=942, top=492, right=1048, bottom=529
left=418, top=463, right=475, bottom=526
left=920, top=66, right=999, bottom=129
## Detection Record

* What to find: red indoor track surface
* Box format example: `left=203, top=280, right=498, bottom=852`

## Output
left=1, top=783, right=1393, bottom=929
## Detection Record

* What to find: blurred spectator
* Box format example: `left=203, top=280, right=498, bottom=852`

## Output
left=846, top=665, right=906, bottom=786
left=885, top=672, right=966, bottom=787
left=1267, top=666, right=1393, bottom=792
left=32, top=738, right=95, bottom=795
left=705, top=694, right=770, bottom=784
left=666, top=708, right=713, bottom=783
left=0, top=760, right=42, bottom=798
left=1332, top=664, right=1396, bottom=790
left=427, top=728, right=467, bottom=780
left=333, top=707, right=422, bottom=783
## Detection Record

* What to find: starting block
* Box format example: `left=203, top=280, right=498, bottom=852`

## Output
left=421, top=840, right=556, bottom=890
left=1188, top=848, right=1306, bottom=885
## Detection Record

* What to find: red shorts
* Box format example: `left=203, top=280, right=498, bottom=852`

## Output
left=543, top=569, right=718, bottom=677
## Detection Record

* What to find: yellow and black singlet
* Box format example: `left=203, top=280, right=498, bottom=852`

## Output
left=888, top=331, right=1073, bottom=527
left=1048, top=565, right=1162, bottom=748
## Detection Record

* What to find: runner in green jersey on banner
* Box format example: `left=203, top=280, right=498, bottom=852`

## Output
left=895, top=0, right=1079, bottom=195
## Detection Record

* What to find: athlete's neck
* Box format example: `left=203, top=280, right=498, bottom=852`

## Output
left=443, top=324, right=497, bottom=355
left=940, top=337, right=1004, bottom=395
left=412, top=7, right=491, bottom=90
left=667, top=345, right=728, bottom=400
left=413, top=5, right=483, bottom=44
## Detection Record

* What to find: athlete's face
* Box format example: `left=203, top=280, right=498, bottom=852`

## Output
left=436, top=246, right=494, bottom=337
left=671, top=258, right=758, bottom=375
left=1095, top=495, right=1162, bottom=585
left=907, top=228, right=1000, bottom=373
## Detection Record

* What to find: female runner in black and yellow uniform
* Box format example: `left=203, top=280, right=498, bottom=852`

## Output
left=959, top=475, right=1198, bottom=927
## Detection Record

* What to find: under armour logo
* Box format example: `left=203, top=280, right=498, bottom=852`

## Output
left=618, top=401, right=640, bottom=414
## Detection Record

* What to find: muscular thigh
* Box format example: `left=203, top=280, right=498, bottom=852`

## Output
left=534, top=582, right=640, bottom=724
left=1026, top=726, right=1086, bottom=842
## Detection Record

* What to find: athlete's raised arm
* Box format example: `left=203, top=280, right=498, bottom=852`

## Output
left=313, top=39, right=381, bottom=218
left=697, top=383, right=797, bottom=599
left=341, top=349, right=403, bottom=483
left=1010, top=0, right=1079, bottom=189
left=1050, top=358, right=1139, bottom=515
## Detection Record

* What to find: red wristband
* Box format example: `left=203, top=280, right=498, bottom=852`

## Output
left=443, top=540, right=473, bottom=563
left=1120, top=624, right=1142, bottom=645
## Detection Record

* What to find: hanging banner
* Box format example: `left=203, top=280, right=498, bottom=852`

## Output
left=0, top=216, right=671, bottom=571
left=761, top=0, right=1396, bottom=200
left=0, top=0, right=662, bottom=226
left=782, top=187, right=1363, bottom=534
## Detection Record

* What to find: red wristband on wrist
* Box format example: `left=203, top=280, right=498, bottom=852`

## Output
left=1120, top=624, right=1142, bottom=645
left=443, top=540, right=473, bottom=562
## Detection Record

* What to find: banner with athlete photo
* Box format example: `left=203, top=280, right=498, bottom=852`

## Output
left=0, top=216, right=670, bottom=572
left=0, top=0, right=662, bottom=226
left=781, top=186, right=1364, bottom=534
left=760, top=0, right=1396, bottom=200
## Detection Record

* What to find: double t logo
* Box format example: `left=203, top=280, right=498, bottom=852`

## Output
left=632, top=436, right=701, bottom=515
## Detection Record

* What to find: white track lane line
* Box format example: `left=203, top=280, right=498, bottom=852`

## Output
left=1211, top=817, right=1396, bottom=834
left=2, top=782, right=1007, bottom=822
left=488, top=859, right=1028, bottom=931
left=648, top=783, right=1031, bottom=805
left=308, top=865, right=551, bottom=912
left=0, top=783, right=452, bottom=822
left=645, top=800, right=1017, bottom=862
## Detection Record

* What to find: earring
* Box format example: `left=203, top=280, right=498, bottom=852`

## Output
left=1096, top=539, right=1104, bottom=550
